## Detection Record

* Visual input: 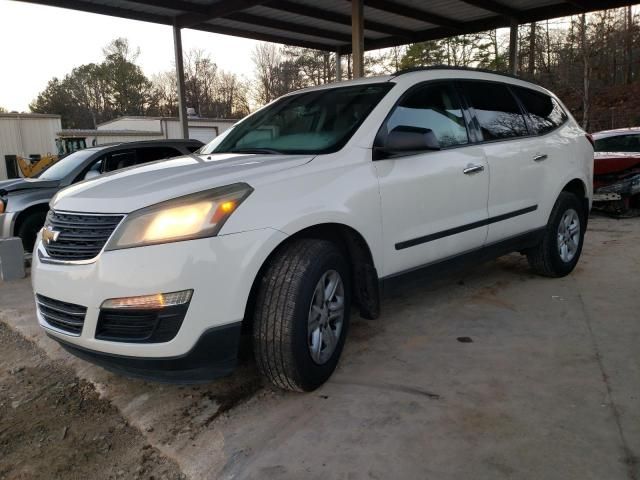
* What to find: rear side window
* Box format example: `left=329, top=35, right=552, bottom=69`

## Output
left=136, top=147, right=182, bottom=163
left=460, top=81, right=528, bottom=140
left=594, top=134, right=640, bottom=152
left=104, top=150, right=137, bottom=172
left=513, top=87, right=568, bottom=135
left=385, top=83, right=469, bottom=148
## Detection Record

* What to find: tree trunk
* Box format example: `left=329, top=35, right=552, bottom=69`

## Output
left=581, top=14, right=590, bottom=131
left=529, top=22, right=536, bottom=77
left=625, top=5, right=633, bottom=84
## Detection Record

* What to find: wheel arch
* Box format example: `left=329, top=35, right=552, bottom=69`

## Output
left=242, top=222, right=381, bottom=336
left=13, top=202, right=49, bottom=237
left=560, top=177, right=590, bottom=220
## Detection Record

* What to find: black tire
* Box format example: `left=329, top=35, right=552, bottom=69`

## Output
left=17, top=211, right=47, bottom=253
left=253, top=239, right=351, bottom=392
left=526, top=192, right=586, bottom=277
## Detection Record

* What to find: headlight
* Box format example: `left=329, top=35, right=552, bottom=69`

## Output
left=105, top=183, right=253, bottom=250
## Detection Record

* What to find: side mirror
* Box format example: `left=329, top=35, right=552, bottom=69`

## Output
left=375, top=125, right=440, bottom=159
left=84, top=170, right=100, bottom=181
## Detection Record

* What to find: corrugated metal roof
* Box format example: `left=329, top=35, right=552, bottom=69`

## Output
left=18, top=0, right=638, bottom=52
left=0, top=113, right=62, bottom=119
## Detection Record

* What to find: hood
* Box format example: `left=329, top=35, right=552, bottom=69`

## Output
left=0, top=178, right=60, bottom=196
left=53, top=153, right=314, bottom=213
left=594, top=152, right=640, bottom=176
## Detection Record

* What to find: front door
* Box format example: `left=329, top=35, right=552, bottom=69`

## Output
left=374, top=82, right=490, bottom=277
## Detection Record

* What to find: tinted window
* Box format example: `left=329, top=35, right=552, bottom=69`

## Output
left=104, top=150, right=137, bottom=172
left=201, top=83, right=393, bottom=155
left=384, top=83, right=468, bottom=148
left=594, top=134, right=640, bottom=153
left=461, top=82, right=528, bottom=140
left=513, top=87, right=567, bottom=135
left=137, top=147, right=182, bottom=163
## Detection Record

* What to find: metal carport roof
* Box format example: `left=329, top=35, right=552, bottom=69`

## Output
left=16, top=0, right=639, bottom=138
left=17, top=0, right=638, bottom=53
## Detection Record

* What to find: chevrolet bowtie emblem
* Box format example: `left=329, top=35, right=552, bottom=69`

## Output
left=42, top=226, right=60, bottom=244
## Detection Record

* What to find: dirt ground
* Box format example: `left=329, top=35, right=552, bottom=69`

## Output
left=0, top=323, right=184, bottom=480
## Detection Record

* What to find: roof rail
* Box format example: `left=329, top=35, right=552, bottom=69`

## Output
left=391, top=65, right=524, bottom=82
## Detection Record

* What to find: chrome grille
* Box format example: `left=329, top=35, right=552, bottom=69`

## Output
left=36, top=294, right=87, bottom=335
left=43, top=211, right=123, bottom=261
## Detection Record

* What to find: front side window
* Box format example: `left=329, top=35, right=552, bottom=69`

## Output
left=201, top=83, right=393, bottom=155
left=513, top=87, right=567, bottom=135
left=384, top=83, right=469, bottom=148
left=461, top=81, right=528, bottom=140
left=594, top=134, right=640, bottom=153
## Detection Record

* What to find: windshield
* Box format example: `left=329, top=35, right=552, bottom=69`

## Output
left=201, top=83, right=393, bottom=155
left=37, top=150, right=96, bottom=180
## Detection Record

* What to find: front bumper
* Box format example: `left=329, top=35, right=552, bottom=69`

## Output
left=49, top=323, right=242, bottom=383
left=32, top=227, right=287, bottom=362
left=594, top=172, right=640, bottom=199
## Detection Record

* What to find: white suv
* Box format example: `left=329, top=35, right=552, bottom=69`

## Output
left=32, top=68, right=593, bottom=391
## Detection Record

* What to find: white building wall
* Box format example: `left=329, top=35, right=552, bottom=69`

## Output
left=97, top=118, right=160, bottom=131
left=0, top=114, right=61, bottom=179
left=164, top=119, right=236, bottom=143
left=96, top=116, right=236, bottom=141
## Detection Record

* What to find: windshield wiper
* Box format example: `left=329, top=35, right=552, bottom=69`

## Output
left=228, top=148, right=284, bottom=154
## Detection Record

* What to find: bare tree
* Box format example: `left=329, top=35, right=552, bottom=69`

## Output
left=251, top=43, right=282, bottom=105
left=150, top=71, right=178, bottom=116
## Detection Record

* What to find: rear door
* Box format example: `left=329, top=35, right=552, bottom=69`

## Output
left=375, top=82, right=490, bottom=276
left=459, top=81, right=543, bottom=244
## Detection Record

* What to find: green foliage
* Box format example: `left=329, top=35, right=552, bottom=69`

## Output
left=30, top=38, right=153, bottom=128
left=102, top=38, right=153, bottom=117
left=398, top=33, right=503, bottom=71
left=399, top=41, right=445, bottom=70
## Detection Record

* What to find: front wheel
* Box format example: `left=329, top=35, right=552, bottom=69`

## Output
left=526, top=192, right=586, bottom=277
left=17, top=211, right=47, bottom=253
left=253, top=239, right=351, bottom=392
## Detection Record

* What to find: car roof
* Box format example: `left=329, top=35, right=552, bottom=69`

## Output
left=282, top=66, right=552, bottom=98
left=593, top=127, right=640, bottom=139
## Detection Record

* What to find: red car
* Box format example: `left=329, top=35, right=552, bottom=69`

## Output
left=592, top=128, right=640, bottom=215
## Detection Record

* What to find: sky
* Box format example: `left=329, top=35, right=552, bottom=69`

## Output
left=0, top=0, right=260, bottom=112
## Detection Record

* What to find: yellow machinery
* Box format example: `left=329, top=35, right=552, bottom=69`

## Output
left=17, top=154, right=59, bottom=178
left=11, top=137, right=87, bottom=178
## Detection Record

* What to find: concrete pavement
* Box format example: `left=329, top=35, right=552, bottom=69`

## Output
left=1, top=215, right=638, bottom=479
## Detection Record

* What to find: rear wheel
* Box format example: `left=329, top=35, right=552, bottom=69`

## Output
left=17, top=211, right=47, bottom=254
left=526, top=192, right=586, bottom=277
left=253, top=239, right=351, bottom=392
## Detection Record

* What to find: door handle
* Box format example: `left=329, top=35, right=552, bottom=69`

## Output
left=463, top=164, right=485, bottom=175
left=533, top=153, right=548, bottom=162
